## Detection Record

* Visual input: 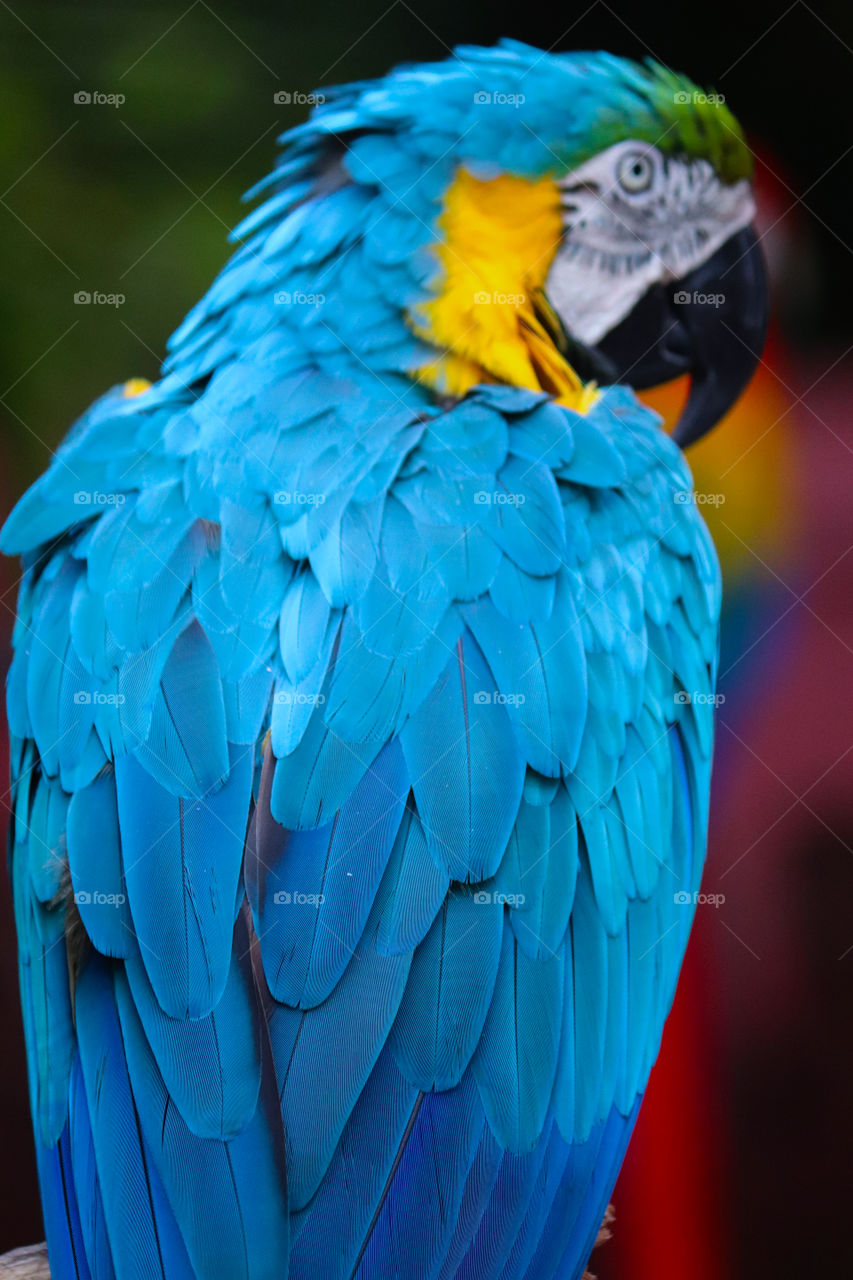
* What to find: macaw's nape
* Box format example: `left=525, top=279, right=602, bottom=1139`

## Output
left=2, top=39, right=767, bottom=1280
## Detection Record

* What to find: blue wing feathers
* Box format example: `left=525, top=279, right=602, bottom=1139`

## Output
left=389, top=887, right=503, bottom=1092
left=288, top=1046, right=420, bottom=1280
left=472, top=925, right=564, bottom=1152
left=123, top=932, right=262, bottom=1141
left=376, top=805, right=450, bottom=955
left=266, top=892, right=412, bottom=1210
left=249, top=738, right=408, bottom=1007
left=110, top=941, right=290, bottom=1280
left=75, top=959, right=198, bottom=1280
left=437, top=1123, right=503, bottom=1280
left=453, top=1128, right=552, bottom=1280
left=34, top=1124, right=92, bottom=1280
left=5, top=159, right=719, bottom=1280
left=400, top=631, right=525, bottom=883
left=68, top=1059, right=116, bottom=1280
left=115, top=743, right=252, bottom=1019
left=354, top=1072, right=484, bottom=1280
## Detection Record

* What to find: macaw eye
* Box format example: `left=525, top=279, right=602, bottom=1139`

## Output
left=617, top=151, right=655, bottom=194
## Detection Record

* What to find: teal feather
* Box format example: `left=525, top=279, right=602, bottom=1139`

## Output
left=472, top=926, right=564, bottom=1152
left=400, top=631, right=525, bottom=883
left=389, top=885, right=503, bottom=1091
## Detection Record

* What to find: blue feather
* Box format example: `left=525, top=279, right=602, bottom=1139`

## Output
left=131, top=621, right=230, bottom=799
left=75, top=958, right=198, bottom=1280
left=390, top=885, right=502, bottom=1091
left=111, top=961, right=289, bottom=1280
left=288, top=1047, right=420, bottom=1280
left=269, top=686, right=382, bottom=830
left=376, top=805, right=449, bottom=954
left=34, top=1124, right=92, bottom=1280
left=68, top=1057, right=116, bottom=1280
left=472, top=926, right=564, bottom=1152
left=266, top=892, right=412, bottom=1209
left=453, top=1125, right=552, bottom=1280
left=464, top=585, right=587, bottom=777
left=400, top=631, right=524, bottom=882
left=67, top=771, right=133, bottom=959
left=436, top=1122, right=503, bottom=1280
left=115, top=743, right=253, bottom=1018
left=354, top=1071, right=484, bottom=1280
left=249, top=739, right=407, bottom=1007
left=123, top=914, right=262, bottom=1140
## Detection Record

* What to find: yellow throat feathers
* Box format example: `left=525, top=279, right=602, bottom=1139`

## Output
left=411, top=168, right=597, bottom=412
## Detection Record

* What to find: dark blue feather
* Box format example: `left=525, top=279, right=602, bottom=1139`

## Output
left=266, top=891, right=412, bottom=1209
left=288, top=1047, right=420, bottom=1280
left=68, top=1057, right=116, bottom=1280
left=74, top=958, right=198, bottom=1280
left=112, top=961, right=290, bottom=1280
left=354, top=1071, right=484, bottom=1280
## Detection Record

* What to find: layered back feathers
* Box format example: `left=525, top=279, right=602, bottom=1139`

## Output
left=3, top=39, right=722, bottom=1280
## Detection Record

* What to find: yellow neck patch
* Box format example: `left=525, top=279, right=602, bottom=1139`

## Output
left=410, top=169, right=596, bottom=411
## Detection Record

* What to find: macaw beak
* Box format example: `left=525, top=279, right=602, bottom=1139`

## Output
left=594, top=226, right=769, bottom=448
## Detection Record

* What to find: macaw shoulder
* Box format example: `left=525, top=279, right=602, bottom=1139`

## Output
left=1, top=372, right=719, bottom=799
left=1, top=372, right=719, bottom=644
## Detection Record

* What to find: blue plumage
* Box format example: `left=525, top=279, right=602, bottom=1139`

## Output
left=3, top=38, right=727, bottom=1280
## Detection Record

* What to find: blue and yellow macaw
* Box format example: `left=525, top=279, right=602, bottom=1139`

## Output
left=2, top=41, right=767, bottom=1280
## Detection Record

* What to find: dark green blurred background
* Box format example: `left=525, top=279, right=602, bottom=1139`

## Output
left=2, top=2, right=852, bottom=1276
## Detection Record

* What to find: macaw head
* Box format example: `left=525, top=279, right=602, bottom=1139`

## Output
left=395, top=42, right=767, bottom=446
left=217, top=41, right=768, bottom=447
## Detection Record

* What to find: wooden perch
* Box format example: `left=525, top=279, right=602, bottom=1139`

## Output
left=0, top=1246, right=50, bottom=1278
left=583, top=1202, right=616, bottom=1279
left=0, top=1203, right=615, bottom=1277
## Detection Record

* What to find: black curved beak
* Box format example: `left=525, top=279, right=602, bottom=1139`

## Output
left=595, top=226, right=769, bottom=448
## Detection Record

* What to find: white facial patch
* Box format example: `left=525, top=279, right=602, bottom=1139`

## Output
left=546, top=140, right=756, bottom=345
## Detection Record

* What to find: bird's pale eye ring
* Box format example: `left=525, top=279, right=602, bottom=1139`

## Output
left=616, top=151, right=655, bottom=194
